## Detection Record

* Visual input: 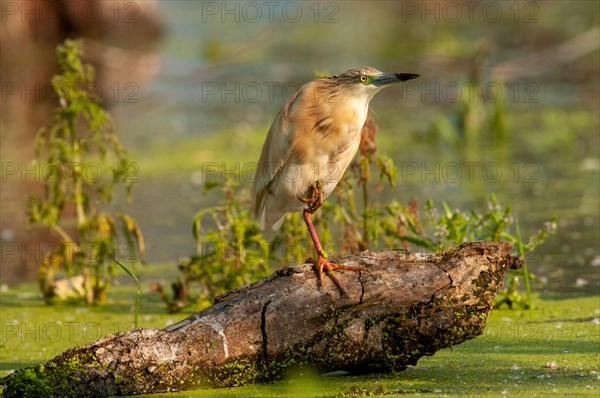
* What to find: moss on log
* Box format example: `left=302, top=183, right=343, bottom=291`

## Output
left=2, top=241, right=522, bottom=397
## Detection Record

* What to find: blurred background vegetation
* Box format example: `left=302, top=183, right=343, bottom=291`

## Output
left=1, top=1, right=598, bottom=302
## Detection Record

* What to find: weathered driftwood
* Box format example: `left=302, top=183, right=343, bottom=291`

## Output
left=3, top=241, right=522, bottom=397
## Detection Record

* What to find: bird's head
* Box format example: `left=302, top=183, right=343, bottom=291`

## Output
left=328, top=66, right=419, bottom=101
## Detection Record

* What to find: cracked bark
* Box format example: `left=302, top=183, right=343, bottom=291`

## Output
left=259, top=299, right=271, bottom=366
left=2, top=241, right=522, bottom=397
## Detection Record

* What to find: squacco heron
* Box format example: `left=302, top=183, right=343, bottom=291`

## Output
left=253, top=66, right=419, bottom=295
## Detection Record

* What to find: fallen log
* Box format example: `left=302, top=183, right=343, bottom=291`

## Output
left=2, top=241, right=522, bottom=397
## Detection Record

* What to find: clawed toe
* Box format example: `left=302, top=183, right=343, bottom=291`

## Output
left=308, top=255, right=365, bottom=296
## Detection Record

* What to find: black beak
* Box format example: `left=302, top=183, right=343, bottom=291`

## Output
left=372, top=73, right=420, bottom=86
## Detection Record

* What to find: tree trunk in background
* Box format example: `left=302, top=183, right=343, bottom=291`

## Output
left=2, top=241, right=522, bottom=397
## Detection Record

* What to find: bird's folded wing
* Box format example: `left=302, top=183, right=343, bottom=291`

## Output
left=252, top=89, right=303, bottom=225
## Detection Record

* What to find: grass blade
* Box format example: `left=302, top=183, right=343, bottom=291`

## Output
left=515, top=218, right=532, bottom=312
left=115, top=258, right=140, bottom=328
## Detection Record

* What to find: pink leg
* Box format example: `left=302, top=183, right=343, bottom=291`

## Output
left=303, top=209, right=364, bottom=296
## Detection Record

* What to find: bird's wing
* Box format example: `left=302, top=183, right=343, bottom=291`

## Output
left=252, top=88, right=303, bottom=228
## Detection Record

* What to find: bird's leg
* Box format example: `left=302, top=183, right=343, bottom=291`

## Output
left=300, top=182, right=364, bottom=296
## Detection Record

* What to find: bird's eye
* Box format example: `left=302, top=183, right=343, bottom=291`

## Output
left=359, top=75, right=368, bottom=83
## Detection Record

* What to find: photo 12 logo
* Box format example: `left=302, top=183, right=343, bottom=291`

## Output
left=1, top=161, right=139, bottom=184
left=200, top=81, right=301, bottom=104
left=1, top=81, right=140, bottom=105
left=1, top=321, right=136, bottom=344
left=401, top=81, right=539, bottom=104
left=1, top=1, right=140, bottom=24
left=199, top=1, right=340, bottom=23
left=400, top=162, right=539, bottom=184
left=400, top=1, right=539, bottom=24
left=1, top=241, right=142, bottom=265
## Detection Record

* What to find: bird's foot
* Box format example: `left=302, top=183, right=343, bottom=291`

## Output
left=298, top=181, right=324, bottom=214
left=309, top=253, right=365, bottom=296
